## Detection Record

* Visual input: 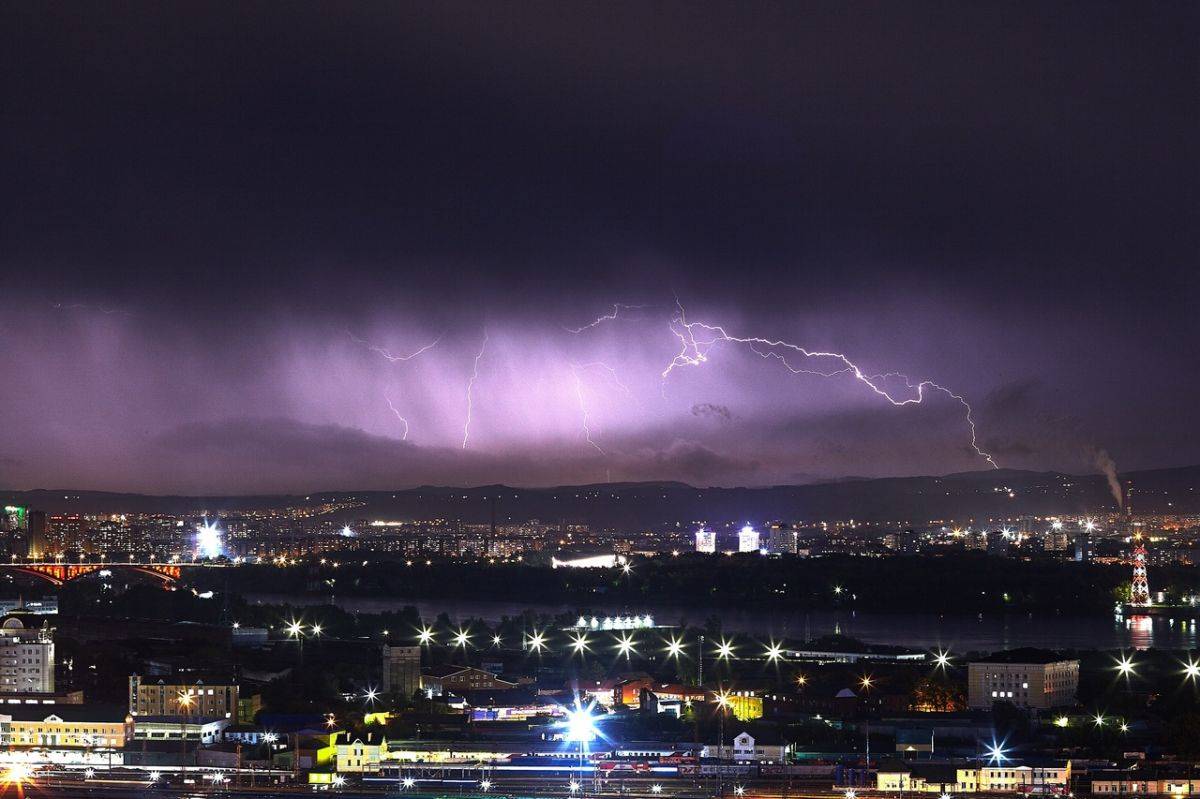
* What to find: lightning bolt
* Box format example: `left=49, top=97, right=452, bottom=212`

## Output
left=461, top=331, right=489, bottom=450
left=570, top=365, right=606, bottom=455
left=569, top=361, right=637, bottom=455
left=662, top=299, right=998, bottom=469
left=384, top=395, right=410, bottom=441
left=564, top=303, right=652, bottom=334
left=346, top=329, right=442, bottom=362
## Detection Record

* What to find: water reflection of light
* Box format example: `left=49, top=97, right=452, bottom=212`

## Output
left=1128, top=615, right=1154, bottom=650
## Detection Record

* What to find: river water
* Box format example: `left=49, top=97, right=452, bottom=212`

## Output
left=245, top=593, right=1200, bottom=652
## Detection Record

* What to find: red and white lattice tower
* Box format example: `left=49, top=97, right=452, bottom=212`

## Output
left=1130, top=534, right=1150, bottom=606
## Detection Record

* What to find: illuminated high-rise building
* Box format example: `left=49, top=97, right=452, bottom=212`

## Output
left=694, top=529, right=716, bottom=554
left=738, top=524, right=760, bottom=553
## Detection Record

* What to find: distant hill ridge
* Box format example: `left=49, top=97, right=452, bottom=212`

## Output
left=4, top=464, right=1199, bottom=530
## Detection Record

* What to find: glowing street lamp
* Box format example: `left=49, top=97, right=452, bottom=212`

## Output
left=986, top=740, right=1008, bottom=765
left=569, top=781, right=581, bottom=793
left=860, top=674, right=874, bottom=691
left=402, top=777, right=416, bottom=788
left=933, top=649, right=952, bottom=670
left=453, top=628, right=472, bottom=648
left=715, top=639, right=735, bottom=660
left=1093, top=713, right=1107, bottom=728
left=481, top=780, right=493, bottom=791
left=417, top=626, right=435, bottom=645
left=363, top=687, right=379, bottom=705
left=845, top=791, right=857, bottom=799
left=526, top=630, right=547, bottom=654
left=665, top=635, right=685, bottom=659
left=652, top=785, right=662, bottom=794
left=492, top=634, right=503, bottom=647
left=764, top=641, right=784, bottom=663
left=734, top=786, right=746, bottom=796
left=615, top=632, right=637, bottom=659
left=1184, top=658, right=1200, bottom=681
left=570, top=632, right=591, bottom=655
left=1115, top=653, right=1137, bottom=678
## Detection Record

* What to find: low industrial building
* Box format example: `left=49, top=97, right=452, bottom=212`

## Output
left=967, top=650, right=1079, bottom=710
left=0, top=703, right=132, bottom=749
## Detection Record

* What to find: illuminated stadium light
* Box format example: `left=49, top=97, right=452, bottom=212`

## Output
left=573, top=614, right=655, bottom=630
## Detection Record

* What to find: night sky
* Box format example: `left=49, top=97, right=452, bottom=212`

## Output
left=1, top=2, right=1197, bottom=493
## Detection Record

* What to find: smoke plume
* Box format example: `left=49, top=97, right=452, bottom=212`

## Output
left=1093, top=448, right=1123, bottom=509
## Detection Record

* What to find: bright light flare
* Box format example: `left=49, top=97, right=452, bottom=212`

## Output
left=615, top=631, right=637, bottom=658
left=1, top=764, right=32, bottom=785
left=563, top=700, right=602, bottom=743
left=933, top=649, right=952, bottom=669
left=195, top=519, right=224, bottom=559
left=1115, top=653, right=1137, bottom=677
left=764, top=641, right=784, bottom=663
left=570, top=632, right=591, bottom=654
left=417, top=626, right=435, bottom=645
left=453, top=628, right=472, bottom=648
left=1183, top=658, right=1200, bottom=680
left=986, top=740, right=1008, bottom=764
left=715, top=639, right=735, bottom=660
left=664, top=635, right=685, bottom=658
left=403, top=777, right=416, bottom=788
left=526, top=630, right=547, bottom=654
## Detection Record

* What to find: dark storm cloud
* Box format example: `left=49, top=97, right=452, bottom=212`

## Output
left=690, top=403, right=734, bottom=423
left=0, top=1, right=1196, bottom=491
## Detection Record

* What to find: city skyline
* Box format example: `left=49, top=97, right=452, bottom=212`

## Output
left=2, top=3, right=1196, bottom=494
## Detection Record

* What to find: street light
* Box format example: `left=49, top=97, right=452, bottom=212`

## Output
left=764, top=641, right=784, bottom=663
left=665, top=635, right=685, bottom=659
left=481, top=780, right=493, bottom=791
left=715, top=639, right=735, bottom=660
